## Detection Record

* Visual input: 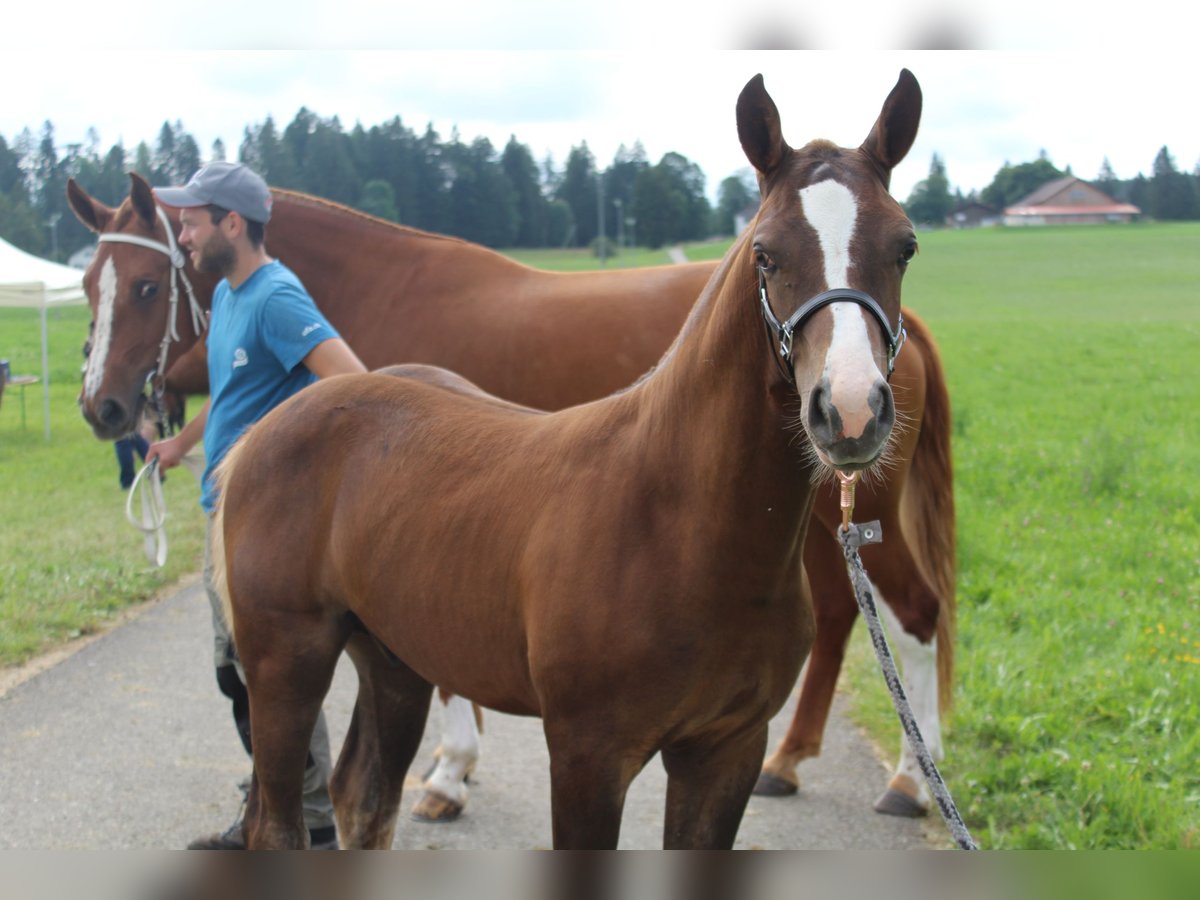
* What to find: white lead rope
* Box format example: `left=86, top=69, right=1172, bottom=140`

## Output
left=125, top=459, right=167, bottom=568
left=838, top=520, right=979, bottom=850
left=125, top=452, right=205, bottom=568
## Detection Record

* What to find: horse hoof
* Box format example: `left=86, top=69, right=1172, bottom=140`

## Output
left=752, top=771, right=799, bottom=797
left=873, top=788, right=928, bottom=818
left=411, top=791, right=465, bottom=823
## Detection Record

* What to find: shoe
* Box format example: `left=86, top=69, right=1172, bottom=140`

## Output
left=187, top=818, right=246, bottom=850
left=187, top=818, right=339, bottom=850
left=308, top=824, right=339, bottom=850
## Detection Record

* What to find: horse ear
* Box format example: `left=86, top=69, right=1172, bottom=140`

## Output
left=737, top=74, right=790, bottom=178
left=129, top=171, right=159, bottom=228
left=66, top=177, right=112, bottom=234
left=860, top=69, right=922, bottom=185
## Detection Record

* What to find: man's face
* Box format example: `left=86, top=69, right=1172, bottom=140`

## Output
left=179, top=208, right=236, bottom=276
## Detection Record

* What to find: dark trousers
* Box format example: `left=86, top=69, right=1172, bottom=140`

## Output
left=115, top=433, right=150, bottom=489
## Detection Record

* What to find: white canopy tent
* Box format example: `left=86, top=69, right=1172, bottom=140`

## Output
left=0, top=236, right=88, bottom=439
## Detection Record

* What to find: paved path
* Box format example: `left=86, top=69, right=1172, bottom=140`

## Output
left=0, top=579, right=940, bottom=849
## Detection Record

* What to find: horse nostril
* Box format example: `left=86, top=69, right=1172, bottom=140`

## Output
left=806, top=379, right=842, bottom=444
left=870, top=381, right=895, bottom=433
left=98, top=398, right=128, bottom=429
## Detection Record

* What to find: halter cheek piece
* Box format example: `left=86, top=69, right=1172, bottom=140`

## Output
left=95, top=205, right=207, bottom=412
left=757, top=268, right=906, bottom=384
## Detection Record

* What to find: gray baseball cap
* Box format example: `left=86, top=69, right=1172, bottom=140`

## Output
left=154, top=162, right=273, bottom=223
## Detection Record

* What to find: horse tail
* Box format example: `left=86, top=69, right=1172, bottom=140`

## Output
left=210, top=435, right=251, bottom=633
left=899, top=312, right=957, bottom=715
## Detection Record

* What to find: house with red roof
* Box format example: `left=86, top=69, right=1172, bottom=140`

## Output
left=1004, top=176, right=1141, bottom=226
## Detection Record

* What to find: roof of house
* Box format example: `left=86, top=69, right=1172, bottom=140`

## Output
left=1005, top=176, right=1141, bottom=217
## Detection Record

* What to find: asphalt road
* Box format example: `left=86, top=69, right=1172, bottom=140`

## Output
left=0, top=577, right=940, bottom=850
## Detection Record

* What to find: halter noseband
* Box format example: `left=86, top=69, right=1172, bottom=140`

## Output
left=96, top=205, right=207, bottom=409
left=757, top=268, right=906, bottom=383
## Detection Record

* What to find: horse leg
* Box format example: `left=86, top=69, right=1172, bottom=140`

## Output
left=237, top=609, right=347, bottom=849
left=329, top=630, right=435, bottom=849
left=411, top=694, right=480, bottom=823
left=662, top=727, right=768, bottom=849
left=544, top=721, right=643, bottom=849
left=756, top=523, right=857, bottom=797
left=865, top=562, right=942, bottom=818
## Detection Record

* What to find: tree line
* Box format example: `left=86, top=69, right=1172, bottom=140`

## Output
left=0, top=113, right=761, bottom=263
left=903, top=146, right=1200, bottom=227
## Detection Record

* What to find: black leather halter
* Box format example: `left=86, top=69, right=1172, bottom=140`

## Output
left=757, top=268, right=906, bottom=383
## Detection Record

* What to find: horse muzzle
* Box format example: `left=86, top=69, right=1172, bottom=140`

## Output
left=81, top=390, right=145, bottom=441
left=805, top=376, right=895, bottom=470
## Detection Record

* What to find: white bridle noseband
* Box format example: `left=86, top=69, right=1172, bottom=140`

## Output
left=97, top=205, right=207, bottom=399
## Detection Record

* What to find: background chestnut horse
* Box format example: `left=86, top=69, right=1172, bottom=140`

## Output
left=213, top=69, right=922, bottom=849
left=66, top=85, right=953, bottom=821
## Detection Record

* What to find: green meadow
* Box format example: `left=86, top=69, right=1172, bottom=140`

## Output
left=1, top=222, right=1197, bottom=848
left=845, top=223, right=1200, bottom=849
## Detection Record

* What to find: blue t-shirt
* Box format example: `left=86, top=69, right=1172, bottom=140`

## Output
left=200, top=260, right=337, bottom=512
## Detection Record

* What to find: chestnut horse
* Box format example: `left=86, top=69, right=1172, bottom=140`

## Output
left=210, top=70, right=923, bottom=849
left=66, top=76, right=953, bottom=821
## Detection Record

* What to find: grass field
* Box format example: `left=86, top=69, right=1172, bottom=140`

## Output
left=0, top=303, right=207, bottom=664
left=845, top=223, right=1200, bottom=849
left=1, top=223, right=1196, bottom=848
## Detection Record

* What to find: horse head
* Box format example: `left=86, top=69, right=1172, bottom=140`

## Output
left=67, top=172, right=214, bottom=439
left=737, top=69, right=921, bottom=472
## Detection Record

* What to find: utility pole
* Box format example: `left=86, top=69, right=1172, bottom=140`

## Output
left=596, top=173, right=606, bottom=266
left=614, top=198, right=624, bottom=256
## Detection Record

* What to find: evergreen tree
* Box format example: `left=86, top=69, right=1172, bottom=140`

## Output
left=152, top=121, right=200, bottom=186
left=656, top=152, right=711, bottom=241
left=713, top=169, right=758, bottom=236
left=545, top=199, right=574, bottom=248
left=0, top=134, right=24, bottom=197
left=0, top=188, right=44, bottom=253
left=631, top=164, right=685, bottom=249
left=33, top=122, right=70, bottom=259
left=556, top=143, right=598, bottom=247
left=132, top=142, right=154, bottom=181
left=501, top=136, right=549, bottom=247
left=443, top=136, right=517, bottom=248
left=603, top=143, right=648, bottom=243
left=240, top=117, right=300, bottom=189
left=1148, top=146, right=1198, bottom=220
left=407, top=124, right=448, bottom=234
left=97, top=144, right=130, bottom=205
left=302, top=118, right=360, bottom=205
left=1127, top=173, right=1150, bottom=215
left=905, top=153, right=954, bottom=226
left=1095, top=157, right=1120, bottom=199
left=0, top=135, right=41, bottom=251
left=358, top=179, right=399, bottom=222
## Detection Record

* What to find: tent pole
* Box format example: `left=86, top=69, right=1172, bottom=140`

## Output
left=41, top=290, right=50, bottom=440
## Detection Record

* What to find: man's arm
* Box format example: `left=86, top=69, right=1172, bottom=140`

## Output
left=146, top=397, right=210, bottom=473
left=303, top=337, right=368, bottom=379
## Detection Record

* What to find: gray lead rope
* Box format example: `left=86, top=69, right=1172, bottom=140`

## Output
left=838, top=521, right=979, bottom=850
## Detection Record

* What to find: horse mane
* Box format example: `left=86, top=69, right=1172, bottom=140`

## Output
left=271, top=188, right=474, bottom=248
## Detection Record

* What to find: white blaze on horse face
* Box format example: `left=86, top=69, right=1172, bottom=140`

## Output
left=799, top=178, right=885, bottom=436
left=83, top=256, right=117, bottom=401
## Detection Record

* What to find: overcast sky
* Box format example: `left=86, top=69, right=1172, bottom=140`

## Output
left=2, top=13, right=1196, bottom=206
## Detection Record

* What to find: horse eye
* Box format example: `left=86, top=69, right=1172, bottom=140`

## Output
left=899, top=241, right=918, bottom=267
left=137, top=281, right=160, bottom=302
left=754, top=250, right=776, bottom=272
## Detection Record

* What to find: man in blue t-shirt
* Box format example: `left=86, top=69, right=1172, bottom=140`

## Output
left=148, top=162, right=367, bottom=850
